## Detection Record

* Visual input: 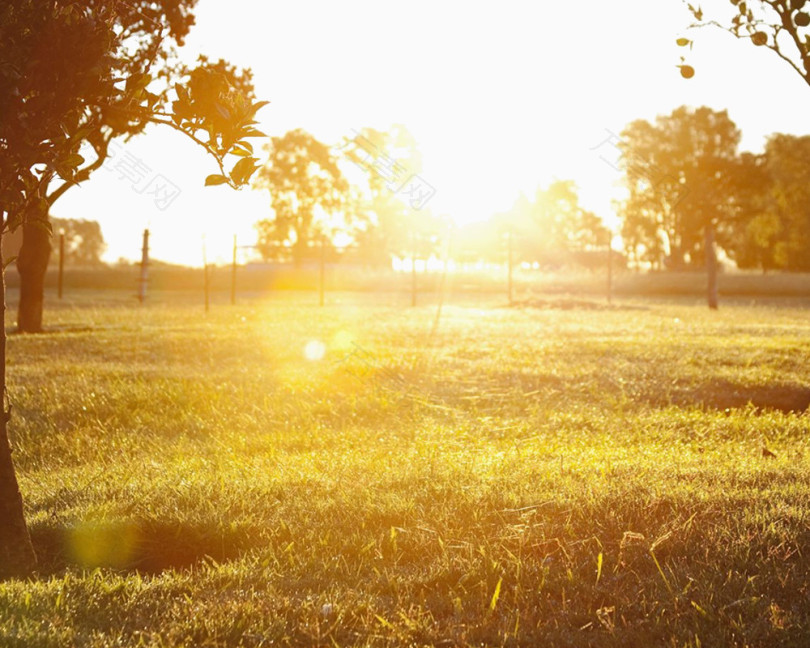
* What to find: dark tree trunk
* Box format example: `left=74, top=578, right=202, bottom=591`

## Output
left=16, top=220, right=52, bottom=333
left=0, top=222, right=36, bottom=576
left=705, top=223, right=718, bottom=310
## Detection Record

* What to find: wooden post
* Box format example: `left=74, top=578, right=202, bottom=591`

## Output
left=319, top=234, right=325, bottom=307
left=607, top=238, right=613, bottom=305
left=203, top=237, right=210, bottom=314
left=706, top=222, right=718, bottom=310
left=507, top=229, right=514, bottom=305
left=230, top=234, right=237, bottom=306
left=57, top=231, right=65, bottom=300
left=138, top=229, right=149, bottom=304
left=411, top=232, right=418, bottom=307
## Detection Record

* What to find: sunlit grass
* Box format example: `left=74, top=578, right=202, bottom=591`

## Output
left=1, top=292, right=809, bottom=646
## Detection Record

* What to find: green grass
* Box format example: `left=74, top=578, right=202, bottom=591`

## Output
left=1, top=291, right=810, bottom=646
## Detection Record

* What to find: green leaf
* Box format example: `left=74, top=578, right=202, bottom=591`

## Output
left=205, top=174, right=230, bottom=186
left=241, top=129, right=268, bottom=139
left=248, top=101, right=270, bottom=118
left=679, top=65, right=695, bottom=79
left=126, top=73, right=151, bottom=93
left=751, top=31, right=768, bottom=46
left=176, top=85, right=190, bottom=104
left=230, top=157, right=259, bottom=185
left=53, top=164, right=72, bottom=180
left=795, top=11, right=810, bottom=26
left=72, top=125, right=95, bottom=143
left=65, top=154, right=85, bottom=168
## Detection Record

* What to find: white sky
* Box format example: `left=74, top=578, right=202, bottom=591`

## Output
left=55, top=0, right=810, bottom=266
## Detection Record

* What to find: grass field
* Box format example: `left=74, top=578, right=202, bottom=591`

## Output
left=1, top=291, right=810, bottom=647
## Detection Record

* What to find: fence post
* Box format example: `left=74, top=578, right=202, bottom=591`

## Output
left=231, top=234, right=237, bottom=306
left=319, top=235, right=326, bottom=307
left=202, top=236, right=210, bottom=314
left=57, top=230, right=65, bottom=300
left=607, top=236, right=613, bottom=305
left=138, top=229, right=149, bottom=304
left=411, top=231, right=418, bottom=307
left=507, top=229, right=514, bottom=305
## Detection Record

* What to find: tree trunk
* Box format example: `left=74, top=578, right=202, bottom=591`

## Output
left=705, top=223, right=718, bottom=310
left=0, top=222, right=37, bottom=576
left=16, top=220, right=52, bottom=333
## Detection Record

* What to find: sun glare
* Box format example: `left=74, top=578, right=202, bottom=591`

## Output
left=304, top=340, right=327, bottom=362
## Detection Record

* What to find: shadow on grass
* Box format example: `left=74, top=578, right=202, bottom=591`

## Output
left=659, top=379, right=810, bottom=414
left=431, top=370, right=810, bottom=415
left=27, top=518, right=257, bottom=577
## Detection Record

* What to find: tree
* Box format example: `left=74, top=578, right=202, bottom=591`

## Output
left=681, top=3, right=810, bottom=274
left=761, top=135, right=810, bottom=269
left=618, top=106, right=742, bottom=308
left=679, top=1, right=810, bottom=85
left=0, top=0, right=266, bottom=575
left=2, top=218, right=107, bottom=267
left=51, top=219, right=107, bottom=266
left=726, top=135, right=810, bottom=271
left=253, top=130, right=349, bottom=266
left=533, top=181, right=608, bottom=253
left=11, top=0, right=257, bottom=333
left=718, top=151, right=783, bottom=273
left=338, top=125, right=427, bottom=267
left=496, top=181, right=609, bottom=268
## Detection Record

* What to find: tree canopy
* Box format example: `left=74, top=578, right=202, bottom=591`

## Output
left=0, top=0, right=265, bottom=228
left=619, top=106, right=740, bottom=269
left=253, top=130, right=349, bottom=265
left=0, top=0, right=268, bottom=574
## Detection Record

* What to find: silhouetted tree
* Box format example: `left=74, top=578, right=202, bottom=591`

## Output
left=497, top=181, right=608, bottom=268
left=618, top=106, right=741, bottom=308
left=13, top=1, right=258, bottom=334
left=718, top=151, right=781, bottom=273
left=339, top=125, right=426, bottom=266
left=3, top=218, right=107, bottom=267
left=51, top=219, right=107, bottom=266
left=0, top=0, right=266, bottom=575
left=726, top=135, right=810, bottom=272
left=253, top=130, right=349, bottom=266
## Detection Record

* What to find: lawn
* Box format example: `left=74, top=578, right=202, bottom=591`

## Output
left=1, top=291, right=809, bottom=647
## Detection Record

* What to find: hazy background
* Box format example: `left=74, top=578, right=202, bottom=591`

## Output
left=54, top=0, right=810, bottom=266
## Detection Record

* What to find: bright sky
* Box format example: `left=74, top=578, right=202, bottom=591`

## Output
left=56, top=0, right=810, bottom=266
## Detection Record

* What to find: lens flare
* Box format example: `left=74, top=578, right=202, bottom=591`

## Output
left=304, top=340, right=327, bottom=361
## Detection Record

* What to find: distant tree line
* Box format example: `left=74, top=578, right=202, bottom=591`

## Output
left=1, top=218, right=106, bottom=268
left=618, top=105, right=810, bottom=275
left=251, top=111, right=810, bottom=279
left=250, top=126, right=615, bottom=271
